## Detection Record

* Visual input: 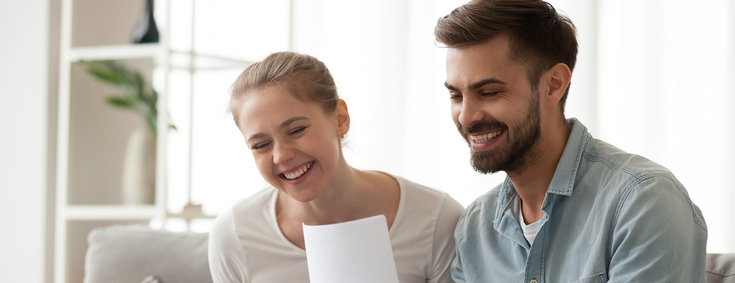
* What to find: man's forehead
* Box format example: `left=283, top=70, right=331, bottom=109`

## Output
left=446, top=37, right=512, bottom=65
left=445, top=37, right=526, bottom=87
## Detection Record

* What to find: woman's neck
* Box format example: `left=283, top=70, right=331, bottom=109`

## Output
left=275, top=155, right=401, bottom=250
left=278, top=157, right=374, bottom=225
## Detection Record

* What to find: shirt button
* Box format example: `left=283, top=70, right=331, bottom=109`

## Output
left=530, top=279, right=538, bottom=283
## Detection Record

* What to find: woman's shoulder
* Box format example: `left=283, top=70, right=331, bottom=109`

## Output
left=212, top=187, right=278, bottom=235
left=229, top=186, right=278, bottom=215
left=396, top=176, right=462, bottom=206
left=389, top=175, right=464, bottom=220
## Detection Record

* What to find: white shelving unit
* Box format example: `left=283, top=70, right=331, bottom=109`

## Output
left=53, top=0, right=254, bottom=282
left=54, top=0, right=168, bottom=279
left=68, top=43, right=161, bottom=62
left=65, top=205, right=159, bottom=221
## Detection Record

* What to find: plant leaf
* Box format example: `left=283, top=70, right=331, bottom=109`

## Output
left=84, top=60, right=140, bottom=93
left=81, top=60, right=160, bottom=133
left=105, top=96, right=134, bottom=109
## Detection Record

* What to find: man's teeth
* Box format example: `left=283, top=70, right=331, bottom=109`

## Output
left=470, top=131, right=501, bottom=143
left=285, top=163, right=311, bottom=180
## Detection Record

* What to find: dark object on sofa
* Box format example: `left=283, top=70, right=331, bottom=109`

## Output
left=707, top=253, right=735, bottom=283
left=83, top=225, right=212, bottom=283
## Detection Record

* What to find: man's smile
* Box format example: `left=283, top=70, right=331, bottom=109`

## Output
left=469, top=130, right=503, bottom=144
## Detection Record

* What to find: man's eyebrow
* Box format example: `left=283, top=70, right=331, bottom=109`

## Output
left=444, top=82, right=458, bottom=91
left=468, top=78, right=507, bottom=91
left=444, top=78, right=507, bottom=92
left=246, top=117, right=309, bottom=144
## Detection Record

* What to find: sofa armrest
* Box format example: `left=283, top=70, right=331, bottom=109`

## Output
left=707, top=253, right=735, bottom=283
left=84, top=225, right=212, bottom=283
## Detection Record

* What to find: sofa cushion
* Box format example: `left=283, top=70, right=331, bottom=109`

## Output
left=707, top=253, right=735, bottom=283
left=84, top=225, right=212, bottom=283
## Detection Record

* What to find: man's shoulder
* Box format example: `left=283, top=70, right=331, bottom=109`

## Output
left=578, top=138, right=705, bottom=229
left=581, top=137, right=675, bottom=182
left=464, top=182, right=503, bottom=213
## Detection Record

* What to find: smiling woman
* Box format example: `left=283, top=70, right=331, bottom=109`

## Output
left=207, top=51, right=464, bottom=283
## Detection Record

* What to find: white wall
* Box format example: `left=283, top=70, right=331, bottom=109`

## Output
left=0, top=0, right=49, bottom=282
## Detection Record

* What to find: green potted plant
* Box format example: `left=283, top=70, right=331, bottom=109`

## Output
left=84, top=60, right=168, bottom=133
left=83, top=60, right=173, bottom=205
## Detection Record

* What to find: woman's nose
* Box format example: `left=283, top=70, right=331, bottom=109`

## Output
left=272, top=142, right=295, bottom=164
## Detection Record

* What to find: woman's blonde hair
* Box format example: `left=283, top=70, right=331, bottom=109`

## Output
left=229, top=52, right=339, bottom=126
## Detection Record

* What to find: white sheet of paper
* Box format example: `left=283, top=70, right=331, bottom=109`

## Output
left=302, top=214, right=399, bottom=283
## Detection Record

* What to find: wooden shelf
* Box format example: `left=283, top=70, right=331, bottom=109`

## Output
left=66, top=205, right=159, bottom=220
left=69, top=43, right=160, bottom=62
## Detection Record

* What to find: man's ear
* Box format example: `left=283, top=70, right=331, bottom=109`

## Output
left=335, top=99, right=350, bottom=137
left=542, top=63, right=572, bottom=106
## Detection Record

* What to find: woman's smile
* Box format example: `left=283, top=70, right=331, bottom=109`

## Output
left=280, top=161, right=314, bottom=183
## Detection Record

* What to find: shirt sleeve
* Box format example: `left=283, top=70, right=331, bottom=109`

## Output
left=208, top=208, right=248, bottom=283
left=427, top=193, right=464, bottom=283
left=608, top=176, right=708, bottom=283
left=450, top=208, right=468, bottom=283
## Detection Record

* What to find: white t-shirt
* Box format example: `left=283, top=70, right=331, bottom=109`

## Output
left=208, top=174, right=464, bottom=283
left=517, top=197, right=542, bottom=245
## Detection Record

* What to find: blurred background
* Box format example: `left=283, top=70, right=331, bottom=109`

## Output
left=2, top=0, right=734, bottom=282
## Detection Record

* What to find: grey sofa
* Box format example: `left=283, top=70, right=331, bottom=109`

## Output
left=84, top=225, right=735, bottom=283
left=708, top=253, right=735, bottom=283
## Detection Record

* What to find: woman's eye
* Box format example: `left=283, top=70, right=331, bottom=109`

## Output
left=289, top=127, right=306, bottom=135
left=252, top=142, right=270, bottom=150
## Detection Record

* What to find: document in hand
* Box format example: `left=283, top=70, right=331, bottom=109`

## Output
left=302, top=215, right=399, bottom=283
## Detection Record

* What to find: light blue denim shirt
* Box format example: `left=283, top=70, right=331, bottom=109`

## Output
left=452, top=118, right=707, bottom=283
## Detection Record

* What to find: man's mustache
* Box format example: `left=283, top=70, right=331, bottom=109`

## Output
left=458, top=119, right=508, bottom=136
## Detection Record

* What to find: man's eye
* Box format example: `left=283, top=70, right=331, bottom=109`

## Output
left=482, top=91, right=500, bottom=97
left=252, top=142, right=270, bottom=150
left=289, top=127, right=306, bottom=135
left=450, top=94, right=462, bottom=101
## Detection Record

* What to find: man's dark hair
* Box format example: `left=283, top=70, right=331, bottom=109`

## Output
left=435, top=0, right=578, bottom=113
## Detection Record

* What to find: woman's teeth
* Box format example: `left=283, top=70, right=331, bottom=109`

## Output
left=470, top=131, right=501, bottom=143
left=284, top=163, right=311, bottom=180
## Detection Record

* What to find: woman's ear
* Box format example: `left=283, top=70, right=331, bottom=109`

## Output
left=335, top=99, right=350, bottom=137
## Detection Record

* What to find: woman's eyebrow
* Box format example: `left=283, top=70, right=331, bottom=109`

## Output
left=246, top=117, right=309, bottom=144
left=280, top=117, right=308, bottom=128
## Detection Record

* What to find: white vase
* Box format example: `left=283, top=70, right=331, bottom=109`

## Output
left=121, top=129, right=156, bottom=205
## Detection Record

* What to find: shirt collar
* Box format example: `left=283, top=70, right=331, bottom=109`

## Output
left=495, top=118, right=590, bottom=224
left=545, top=118, right=589, bottom=197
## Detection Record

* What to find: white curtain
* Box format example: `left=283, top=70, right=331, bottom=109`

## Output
left=173, top=0, right=735, bottom=253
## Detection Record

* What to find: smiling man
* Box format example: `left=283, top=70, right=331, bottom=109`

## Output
left=435, top=0, right=708, bottom=282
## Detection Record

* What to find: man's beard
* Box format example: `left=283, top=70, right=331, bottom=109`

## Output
left=458, top=90, right=542, bottom=174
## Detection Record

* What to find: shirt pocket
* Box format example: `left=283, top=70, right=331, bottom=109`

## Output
left=570, top=272, right=607, bottom=283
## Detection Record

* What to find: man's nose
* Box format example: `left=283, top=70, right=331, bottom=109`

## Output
left=458, top=99, right=483, bottom=127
